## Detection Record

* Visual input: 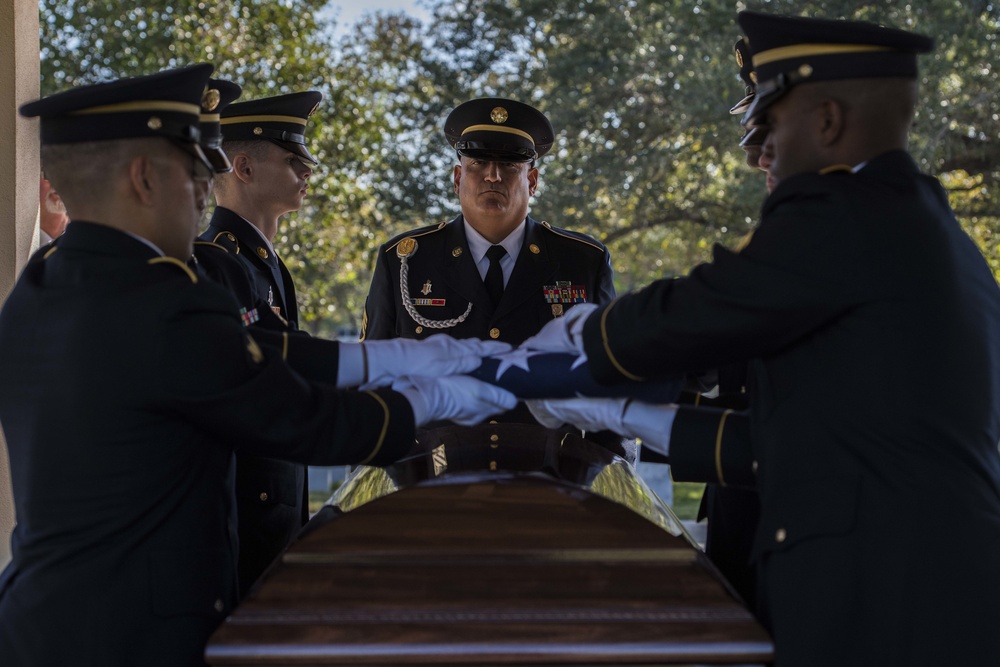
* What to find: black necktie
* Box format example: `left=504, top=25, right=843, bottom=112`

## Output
left=485, top=245, right=507, bottom=307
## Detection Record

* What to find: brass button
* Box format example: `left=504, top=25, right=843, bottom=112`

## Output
left=489, top=420, right=498, bottom=424
left=529, top=244, right=540, bottom=255
left=147, top=116, right=162, bottom=130
left=214, top=598, right=224, bottom=613
left=259, top=492, right=268, bottom=502
left=490, top=443, right=499, bottom=449
left=415, top=326, right=423, bottom=334
left=253, top=126, right=263, bottom=135
left=490, top=434, right=499, bottom=442
left=226, top=233, right=236, bottom=242
left=489, top=461, right=497, bottom=471
left=257, top=247, right=268, bottom=259
left=752, top=460, right=759, bottom=474
left=489, top=328, right=500, bottom=339
left=775, top=528, right=787, bottom=543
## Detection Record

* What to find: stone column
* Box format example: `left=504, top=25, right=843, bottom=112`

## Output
left=0, top=0, right=40, bottom=568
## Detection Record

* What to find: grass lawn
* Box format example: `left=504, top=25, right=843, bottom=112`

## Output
left=670, top=481, right=706, bottom=521
left=309, top=490, right=334, bottom=515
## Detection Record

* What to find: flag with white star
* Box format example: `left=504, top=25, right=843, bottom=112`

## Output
left=467, top=350, right=682, bottom=402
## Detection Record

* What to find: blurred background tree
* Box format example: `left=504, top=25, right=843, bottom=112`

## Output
left=39, top=0, right=1000, bottom=336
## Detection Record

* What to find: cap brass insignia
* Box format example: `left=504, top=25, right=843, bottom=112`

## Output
left=529, top=244, right=540, bottom=255
left=147, top=117, right=162, bottom=130
left=397, top=237, right=417, bottom=258
left=257, top=247, right=268, bottom=259
left=202, top=88, right=221, bottom=112
left=490, top=106, right=508, bottom=124
left=451, top=246, right=463, bottom=258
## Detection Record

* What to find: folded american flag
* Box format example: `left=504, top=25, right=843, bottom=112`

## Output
left=467, top=350, right=682, bottom=402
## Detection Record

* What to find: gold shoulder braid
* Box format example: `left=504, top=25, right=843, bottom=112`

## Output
left=819, top=164, right=854, bottom=175
left=148, top=257, right=198, bottom=283
left=397, top=237, right=472, bottom=329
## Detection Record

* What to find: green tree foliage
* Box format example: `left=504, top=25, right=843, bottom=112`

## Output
left=38, top=0, right=1000, bottom=336
left=410, top=0, right=1000, bottom=288
left=39, top=0, right=413, bottom=336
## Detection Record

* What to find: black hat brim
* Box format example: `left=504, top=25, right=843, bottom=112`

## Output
left=271, top=139, right=318, bottom=166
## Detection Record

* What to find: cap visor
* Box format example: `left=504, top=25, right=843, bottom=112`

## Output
left=729, top=93, right=755, bottom=115
left=457, top=148, right=535, bottom=163
left=205, top=147, right=233, bottom=174
left=272, top=139, right=318, bottom=166
left=739, top=126, right=767, bottom=148
left=174, top=141, right=216, bottom=175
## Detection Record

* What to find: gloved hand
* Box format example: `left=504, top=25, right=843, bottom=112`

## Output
left=526, top=397, right=677, bottom=456
left=519, top=303, right=598, bottom=355
left=394, top=375, right=518, bottom=427
left=336, top=335, right=512, bottom=389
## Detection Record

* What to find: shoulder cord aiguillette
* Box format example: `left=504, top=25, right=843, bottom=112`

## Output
left=398, top=238, right=472, bottom=329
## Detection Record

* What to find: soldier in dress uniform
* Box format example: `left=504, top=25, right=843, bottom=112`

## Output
left=188, top=78, right=272, bottom=324
left=526, top=11, right=1000, bottom=665
left=199, top=90, right=321, bottom=329
left=362, top=97, right=615, bottom=347
left=361, top=99, right=624, bottom=455
left=0, top=63, right=516, bottom=666
left=196, top=86, right=318, bottom=596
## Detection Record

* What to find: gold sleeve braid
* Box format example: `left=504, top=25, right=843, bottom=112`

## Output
left=714, top=409, right=734, bottom=487
left=599, top=298, right=645, bottom=381
left=358, top=391, right=390, bottom=465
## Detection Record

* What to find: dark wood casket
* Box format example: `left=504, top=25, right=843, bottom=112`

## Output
left=206, top=425, right=773, bottom=665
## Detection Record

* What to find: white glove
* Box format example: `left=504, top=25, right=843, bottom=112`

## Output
left=526, top=397, right=677, bottom=456
left=519, top=303, right=597, bottom=355
left=336, top=335, right=512, bottom=389
left=394, top=375, right=518, bottom=427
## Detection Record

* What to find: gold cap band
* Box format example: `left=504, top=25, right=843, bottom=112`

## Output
left=221, top=114, right=308, bottom=126
left=753, top=43, right=892, bottom=67
left=462, top=124, right=534, bottom=144
left=71, top=100, right=201, bottom=116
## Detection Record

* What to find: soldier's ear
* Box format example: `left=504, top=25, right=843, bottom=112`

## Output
left=231, top=153, right=253, bottom=183
left=453, top=164, right=462, bottom=195
left=527, top=167, right=539, bottom=196
left=129, top=155, right=156, bottom=207
left=817, top=98, right=846, bottom=147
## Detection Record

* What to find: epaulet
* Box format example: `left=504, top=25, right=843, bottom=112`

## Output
left=384, top=221, right=447, bottom=254
left=538, top=220, right=605, bottom=253
left=818, top=164, right=854, bottom=175
left=209, top=230, right=240, bottom=254
left=148, top=257, right=198, bottom=283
